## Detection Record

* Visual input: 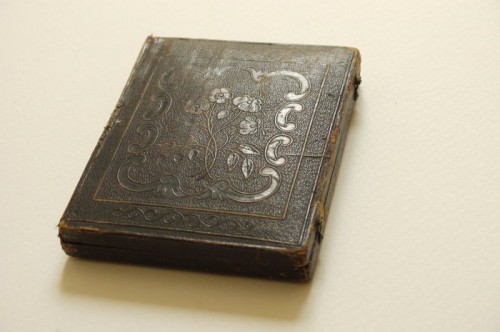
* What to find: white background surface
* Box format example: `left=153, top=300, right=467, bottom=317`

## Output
left=1, top=1, right=499, bottom=331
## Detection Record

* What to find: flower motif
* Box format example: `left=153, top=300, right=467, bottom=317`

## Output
left=209, top=88, right=231, bottom=104
left=184, top=99, right=210, bottom=114
left=239, top=116, right=261, bottom=135
left=233, top=95, right=262, bottom=112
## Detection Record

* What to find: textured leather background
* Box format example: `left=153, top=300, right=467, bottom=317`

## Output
left=62, top=37, right=360, bottom=248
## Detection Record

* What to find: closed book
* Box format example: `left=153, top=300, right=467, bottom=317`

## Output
left=59, top=36, right=361, bottom=281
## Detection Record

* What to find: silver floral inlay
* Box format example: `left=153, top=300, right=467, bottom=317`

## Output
left=233, top=95, right=262, bottom=112
left=209, top=88, right=231, bottom=104
left=239, top=116, right=261, bottom=135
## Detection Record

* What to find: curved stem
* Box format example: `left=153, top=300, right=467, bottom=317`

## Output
left=207, top=109, right=244, bottom=173
left=203, top=105, right=218, bottom=179
left=213, top=110, right=243, bottom=137
left=199, top=106, right=245, bottom=180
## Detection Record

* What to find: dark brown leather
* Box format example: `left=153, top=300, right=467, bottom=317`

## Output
left=59, top=36, right=361, bottom=281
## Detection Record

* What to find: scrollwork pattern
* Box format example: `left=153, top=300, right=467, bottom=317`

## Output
left=112, top=208, right=255, bottom=231
left=117, top=65, right=311, bottom=203
left=265, top=135, right=293, bottom=166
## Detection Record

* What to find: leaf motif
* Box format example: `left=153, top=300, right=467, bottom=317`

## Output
left=188, top=149, right=199, bottom=160
left=241, top=158, right=254, bottom=179
left=217, top=110, right=229, bottom=119
left=239, top=144, right=260, bottom=155
left=227, top=153, right=239, bottom=170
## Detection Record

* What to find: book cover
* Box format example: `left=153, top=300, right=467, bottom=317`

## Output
left=59, top=36, right=361, bottom=281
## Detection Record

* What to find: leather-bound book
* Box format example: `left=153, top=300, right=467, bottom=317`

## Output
left=59, top=36, right=361, bottom=281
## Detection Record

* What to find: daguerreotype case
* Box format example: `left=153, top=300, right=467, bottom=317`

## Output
left=59, top=36, right=361, bottom=281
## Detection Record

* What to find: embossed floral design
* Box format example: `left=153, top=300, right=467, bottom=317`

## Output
left=239, top=116, right=261, bottom=135
left=184, top=98, right=210, bottom=114
left=226, top=143, right=260, bottom=179
left=179, top=90, right=266, bottom=180
left=233, top=95, right=262, bottom=112
left=209, top=88, right=231, bottom=104
left=118, top=66, right=312, bottom=205
left=176, top=84, right=274, bottom=181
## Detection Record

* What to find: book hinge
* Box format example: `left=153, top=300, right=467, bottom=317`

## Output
left=354, top=76, right=362, bottom=100
left=313, top=201, right=326, bottom=244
